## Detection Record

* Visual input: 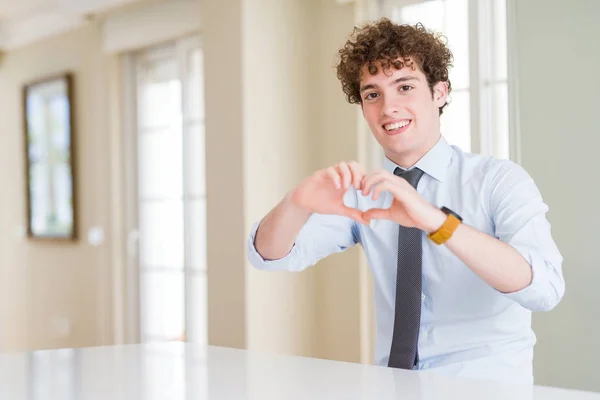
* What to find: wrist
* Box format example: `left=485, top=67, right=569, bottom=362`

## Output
left=286, top=190, right=313, bottom=219
left=422, top=207, right=447, bottom=234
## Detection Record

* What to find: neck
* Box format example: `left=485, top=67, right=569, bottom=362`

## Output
left=386, top=133, right=441, bottom=169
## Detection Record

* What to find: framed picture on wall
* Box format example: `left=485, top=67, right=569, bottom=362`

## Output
left=22, top=73, right=77, bottom=240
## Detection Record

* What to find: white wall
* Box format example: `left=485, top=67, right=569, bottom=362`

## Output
left=514, top=0, right=600, bottom=392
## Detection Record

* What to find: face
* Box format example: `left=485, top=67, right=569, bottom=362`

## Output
left=359, top=59, right=448, bottom=167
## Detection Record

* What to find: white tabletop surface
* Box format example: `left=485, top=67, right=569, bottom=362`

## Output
left=0, top=342, right=598, bottom=399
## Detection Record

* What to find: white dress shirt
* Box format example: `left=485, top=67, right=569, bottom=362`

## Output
left=247, top=136, right=565, bottom=384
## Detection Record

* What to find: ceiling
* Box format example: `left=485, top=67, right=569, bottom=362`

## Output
left=0, top=0, right=51, bottom=20
left=0, top=0, right=147, bottom=50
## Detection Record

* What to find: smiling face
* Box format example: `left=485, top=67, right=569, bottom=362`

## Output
left=359, top=59, right=448, bottom=168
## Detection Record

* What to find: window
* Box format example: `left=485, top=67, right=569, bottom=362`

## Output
left=124, top=35, right=207, bottom=346
left=378, top=0, right=510, bottom=159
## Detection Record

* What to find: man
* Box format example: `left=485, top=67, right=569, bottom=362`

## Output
left=247, top=18, right=564, bottom=383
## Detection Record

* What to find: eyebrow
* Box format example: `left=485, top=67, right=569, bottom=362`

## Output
left=359, top=76, right=420, bottom=93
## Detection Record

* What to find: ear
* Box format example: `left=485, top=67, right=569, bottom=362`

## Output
left=432, top=81, right=448, bottom=108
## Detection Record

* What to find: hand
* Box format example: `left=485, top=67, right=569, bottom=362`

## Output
left=290, top=161, right=369, bottom=225
left=360, top=169, right=445, bottom=232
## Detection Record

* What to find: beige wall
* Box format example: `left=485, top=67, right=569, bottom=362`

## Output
left=202, top=0, right=362, bottom=359
left=514, top=0, right=600, bottom=392
left=312, top=0, right=363, bottom=363
left=200, top=0, right=248, bottom=351
left=241, top=0, right=362, bottom=360
left=0, top=21, right=114, bottom=351
left=243, top=0, right=319, bottom=356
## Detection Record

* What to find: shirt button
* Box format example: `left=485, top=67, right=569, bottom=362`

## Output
left=421, top=293, right=425, bottom=301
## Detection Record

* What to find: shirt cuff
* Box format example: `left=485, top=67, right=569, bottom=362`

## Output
left=499, top=243, right=563, bottom=311
left=247, top=221, right=303, bottom=272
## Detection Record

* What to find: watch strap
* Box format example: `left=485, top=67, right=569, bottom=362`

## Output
left=427, top=213, right=461, bottom=245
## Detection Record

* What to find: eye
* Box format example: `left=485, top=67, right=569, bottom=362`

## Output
left=399, top=85, right=413, bottom=92
left=365, top=92, right=379, bottom=100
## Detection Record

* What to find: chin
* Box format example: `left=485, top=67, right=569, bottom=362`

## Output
left=385, top=139, right=423, bottom=161
left=383, top=134, right=412, bottom=151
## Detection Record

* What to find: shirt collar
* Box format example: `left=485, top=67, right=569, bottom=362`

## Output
left=382, top=136, right=453, bottom=183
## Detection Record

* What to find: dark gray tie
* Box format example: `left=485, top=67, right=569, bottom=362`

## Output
left=388, top=166, right=425, bottom=369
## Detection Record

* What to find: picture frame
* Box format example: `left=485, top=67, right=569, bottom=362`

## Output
left=22, top=72, right=77, bottom=241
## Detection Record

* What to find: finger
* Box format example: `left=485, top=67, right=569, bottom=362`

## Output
left=362, top=170, right=392, bottom=197
left=375, top=178, right=412, bottom=201
left=360, top=169, right=387, bottom=196
left=372, top=180, right=400, bottom=201
left=325, top=167, right=341, bottom=189
left=371, top=180, right=388, bottom=201
left=342, top=206, right=369, bottom=225
left=363, top=207, right=390, bottom=223
left=337, top=162, right=351, bottom=190
left=348, top=160, right=365, bottom=189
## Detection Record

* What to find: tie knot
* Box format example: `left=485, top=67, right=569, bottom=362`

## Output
left=394, top=167, right=424, bottom=188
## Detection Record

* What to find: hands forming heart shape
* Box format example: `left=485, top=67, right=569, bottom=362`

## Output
left=289, top=161, right=444, bottom=233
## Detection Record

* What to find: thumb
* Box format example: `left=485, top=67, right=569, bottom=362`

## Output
left=342, top=206, right=369, bottom=225
left=362, top=208, right=389, bottom=223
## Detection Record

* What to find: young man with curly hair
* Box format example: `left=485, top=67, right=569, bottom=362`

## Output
left=247, top=18, right=564, bottom=384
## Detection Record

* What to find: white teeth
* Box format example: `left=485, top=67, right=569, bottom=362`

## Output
left=384, top=120, right=411, bottom=131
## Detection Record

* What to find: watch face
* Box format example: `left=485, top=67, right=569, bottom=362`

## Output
left=441, top=206, right=463, bottom=222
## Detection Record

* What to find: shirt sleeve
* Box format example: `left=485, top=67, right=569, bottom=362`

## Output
left=488, top=160, right=565, bottom=312
left=247, top=190, right=361, bottom=272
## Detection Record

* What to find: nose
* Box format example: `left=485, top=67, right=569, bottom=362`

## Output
left=381, top=95, right=399, bottom=117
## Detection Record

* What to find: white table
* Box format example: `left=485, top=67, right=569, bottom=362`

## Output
left=0, top=343, right=598, bottom=399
